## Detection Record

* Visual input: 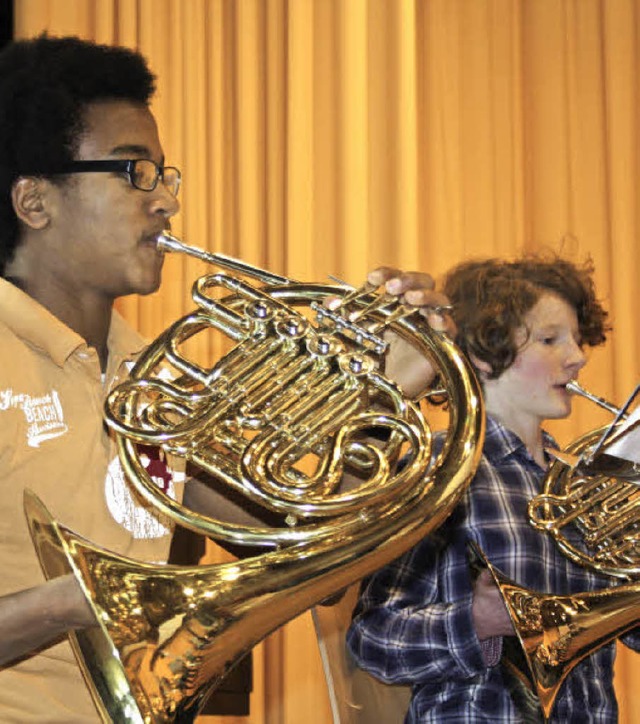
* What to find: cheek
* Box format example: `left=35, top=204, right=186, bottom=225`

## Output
left=510, top=352, right=551, bottom=386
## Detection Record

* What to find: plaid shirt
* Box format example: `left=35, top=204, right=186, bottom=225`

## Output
left=347, top=415, right=640, bottom=723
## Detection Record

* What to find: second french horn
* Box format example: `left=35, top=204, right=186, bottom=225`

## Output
left=25, top=233, right=484, bottom=723
left=475, top=380, right=640, bottom=722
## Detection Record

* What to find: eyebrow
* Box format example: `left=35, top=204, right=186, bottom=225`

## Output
left=536, top=323, right=581, bottom=338
left=109, top=144, right=164, bottom=164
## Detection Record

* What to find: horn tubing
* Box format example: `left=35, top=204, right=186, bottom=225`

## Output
left=26, top=234, right=486, bottom=722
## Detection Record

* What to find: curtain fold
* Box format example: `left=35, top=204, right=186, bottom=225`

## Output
left=15, top=1, right=640, bottom=722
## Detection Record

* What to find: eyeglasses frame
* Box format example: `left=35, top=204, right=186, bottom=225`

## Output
left=45, top=159, right=182, bottom=196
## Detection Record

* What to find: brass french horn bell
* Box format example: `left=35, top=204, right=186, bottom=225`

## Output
left=474, top=380, right=640, bottom=722
left=25, top=233, right=485, bottom=723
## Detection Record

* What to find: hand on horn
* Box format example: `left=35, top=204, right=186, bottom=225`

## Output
left=368, top=266, right=456, bottom=399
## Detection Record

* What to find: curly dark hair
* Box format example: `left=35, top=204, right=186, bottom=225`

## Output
left=0, top=34, right=156, bottom=275
left=443, top=255, right=610, bottom=379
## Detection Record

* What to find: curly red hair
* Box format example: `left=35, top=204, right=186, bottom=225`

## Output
left=442, top=255, right=610, bottom=379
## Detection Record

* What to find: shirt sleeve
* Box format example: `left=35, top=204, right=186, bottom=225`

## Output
left=346, top=528, right=489, bottom=685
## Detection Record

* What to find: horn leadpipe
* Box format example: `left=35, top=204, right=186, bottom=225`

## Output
left=158, top=231, right=293, bottom=286
left=566, top=380, right=621, bottom=416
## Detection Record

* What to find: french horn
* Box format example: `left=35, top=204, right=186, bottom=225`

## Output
left=473, top=380, right=640, bottom=722
left=25, top=233, right=485, bottom=723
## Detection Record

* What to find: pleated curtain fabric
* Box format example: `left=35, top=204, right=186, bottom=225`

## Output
left=15, top=1, right=640, bottom=722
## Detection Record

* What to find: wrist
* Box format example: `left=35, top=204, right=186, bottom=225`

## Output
left=44, top=574, right=96, bottom=631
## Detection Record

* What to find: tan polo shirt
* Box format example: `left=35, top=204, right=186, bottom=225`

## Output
left=0, top=278, right=181, bottom=722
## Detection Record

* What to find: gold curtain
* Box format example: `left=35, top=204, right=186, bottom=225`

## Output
left=14, top=1, right=640, bottom=722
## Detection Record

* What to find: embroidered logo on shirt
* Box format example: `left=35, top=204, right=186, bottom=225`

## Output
left=0, top=387, right=69, bottom=447
left=105, top=446, right=177, bottom=539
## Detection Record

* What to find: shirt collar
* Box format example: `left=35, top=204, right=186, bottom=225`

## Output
left=107, top=308, right=147, bottom=361
left=0, top=277, right=146, bottom=367
left=484, top=413, right=557, bottom=464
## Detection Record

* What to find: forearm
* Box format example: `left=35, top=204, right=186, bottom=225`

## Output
left=0, top=574, right=96, bottom=667
left=347, top=592, right=486, bottom=685
left=184, top=476, right=285, bottom=529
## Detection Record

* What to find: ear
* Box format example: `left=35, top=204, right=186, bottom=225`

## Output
left=469, top=353, right=493, bottom=380
left=11, top=177, right=51, bottom=230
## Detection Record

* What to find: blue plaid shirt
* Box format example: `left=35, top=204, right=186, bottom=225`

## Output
left=347, top=415, right=640, bottom=722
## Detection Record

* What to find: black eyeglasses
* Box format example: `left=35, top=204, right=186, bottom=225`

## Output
left=49, top=159, right=181, bottom=197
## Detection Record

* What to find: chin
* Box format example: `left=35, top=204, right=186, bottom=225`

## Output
left=131, top=265, right=164, bottom=296
left=135, top=253, right=165, bottom=294
left=546, top=403, right=571, bottom=420
left=137, top=278, right=162, bottom=296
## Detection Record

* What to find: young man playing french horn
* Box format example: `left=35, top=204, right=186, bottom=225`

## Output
left=0, top=35, right=450, bottom=721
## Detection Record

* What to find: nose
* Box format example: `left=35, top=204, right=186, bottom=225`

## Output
left=149, top=181, right=180, bottom=219
left=566, top=339, right=587, bottom=372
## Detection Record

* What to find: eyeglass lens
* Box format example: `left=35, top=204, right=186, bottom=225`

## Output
left=132, top=160, right=180, bottom=196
